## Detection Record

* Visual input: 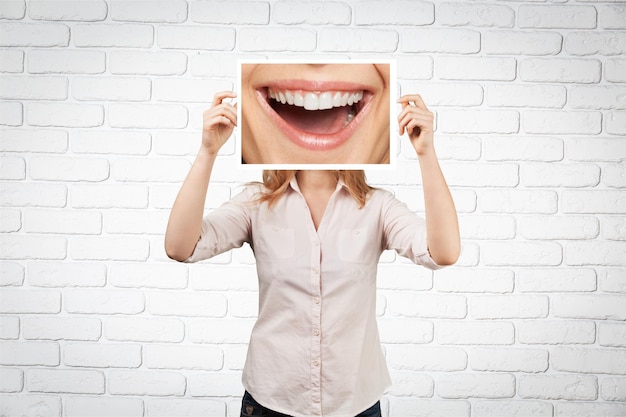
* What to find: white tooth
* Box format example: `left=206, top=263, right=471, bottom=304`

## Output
left=333, top=92, right=343, bottom=107
left=285, top=91, right=294, bottom=105
left=340, top=92, right=349, bottom=107
left=269, top=89, right=276, bottom=99
left=347, top=94, right=355, bottom=106
left=304, top=92, right=319, bottom=110
left=294, top=92, right=304, bottom=107
left=355, top=91, right=363, bottom=102
left=318, top=92, right=333, bottom=110
left=279, top=92, right=286, bottom=104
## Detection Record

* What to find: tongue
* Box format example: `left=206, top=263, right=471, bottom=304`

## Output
left=272, top=102, right=351, bottom=135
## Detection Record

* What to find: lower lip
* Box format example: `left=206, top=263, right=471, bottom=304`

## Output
left=255, top=89, right=373, bottom=152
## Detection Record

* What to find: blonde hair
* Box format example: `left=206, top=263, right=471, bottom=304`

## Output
left=257, top=170, right=373, bottom=208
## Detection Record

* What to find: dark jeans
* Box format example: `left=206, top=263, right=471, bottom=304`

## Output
left=240, top=391, right=382, bottom=417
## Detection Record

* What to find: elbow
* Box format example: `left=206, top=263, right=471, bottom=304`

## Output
left=429, top=243, right=461, bottom=267
left=164, top=240, right=193, bottom=263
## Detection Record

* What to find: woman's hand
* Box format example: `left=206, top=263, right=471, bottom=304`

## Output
left=397, top=94, right=435, bottom=157
left=201, top=91, right=237, bottom=155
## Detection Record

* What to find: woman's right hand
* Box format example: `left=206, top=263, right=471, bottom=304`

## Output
left=201, top=91, right=237, bottom=155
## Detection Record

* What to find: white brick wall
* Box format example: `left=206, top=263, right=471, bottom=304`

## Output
left=0, top=1, right=624, bottom=416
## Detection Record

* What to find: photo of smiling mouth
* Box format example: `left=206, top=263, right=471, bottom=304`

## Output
left=257, top=84, right=374, bottom=151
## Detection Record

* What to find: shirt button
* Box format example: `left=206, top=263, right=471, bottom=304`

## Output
left=312, top=266, right=319, bottom=274
left=312, top=360, right=319, bottom=367
left=314, top=297, right=320, bottom=304
left=313, top=329, right=320, bottom=336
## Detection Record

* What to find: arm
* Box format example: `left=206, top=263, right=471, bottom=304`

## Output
left=397, top=94, right=460, bottom=266
left=164, top=91, right=237, bottom=262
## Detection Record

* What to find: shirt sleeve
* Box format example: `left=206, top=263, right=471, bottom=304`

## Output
left=184, top=186, right=256, bottom=263
left=381, top=190, right=442, bottom=270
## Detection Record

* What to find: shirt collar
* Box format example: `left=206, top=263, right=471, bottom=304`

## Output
left=289, top=174, right=346, bottom=195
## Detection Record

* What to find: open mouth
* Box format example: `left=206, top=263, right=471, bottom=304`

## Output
left=256, top=84, right=373, bottom=152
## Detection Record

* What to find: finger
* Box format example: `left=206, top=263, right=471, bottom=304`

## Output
left=212, top=91, right=237, bottom=107
left=397, top=94, right=428, bottom=110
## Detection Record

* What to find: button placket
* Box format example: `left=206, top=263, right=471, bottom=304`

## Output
left=310, top=233, right=323, bottom=415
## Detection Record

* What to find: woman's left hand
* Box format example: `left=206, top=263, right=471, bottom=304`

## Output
left=397, top=94, right=435, bottom=157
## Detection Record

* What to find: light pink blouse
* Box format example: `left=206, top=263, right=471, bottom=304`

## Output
left=186, top=177, right=440, bottom=417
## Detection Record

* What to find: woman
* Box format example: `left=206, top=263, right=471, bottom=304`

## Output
left=165, top=91, right=460, bottom=417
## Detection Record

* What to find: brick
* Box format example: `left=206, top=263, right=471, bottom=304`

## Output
left=191, top=0, right=268, bottom=24
left=190, top=52, right=262, bottom=78
left=599, top=323, right=626, bottom=348
left=0, top=395, right=61, bottom=417
left=0, top=128, right=68, bottom=153
left=28, top=49, right=105, bottom=74
left=153, top=131, right=203, bottom=156
left=483, top=30, right=562, bottom=55
left=73, top=23, right=153, bottom=48
left=0, top=75, right=67, bottom=100
left=28, top=259, right=106, bottom=288
left=605, top=59, right=626, bottom=82
left=0, top=315, right=19, bottom=339
left=157, top=25, right=235, bottom=50
left=72, top=76, right=151, bottom=101
left=188, top=372, right=244, bottom=397
left=65, top=289, right=145, bottom=315
left=108, top=103, right=187, bottom=129
left=148, top=291, right=227, bottom=317
left=437, top=373, right=515, bottom=399
left=0, top=208, right=20, bottom=232
left=28, top=0, right=107, bottom=21
left=0, top=22, right=69, bottom=47
left=566, top=242, right=626, bottom=266
left=395, top=55, right=434, bottom=80
left=385, top=292, right=466, bottom=318
left=153, top=78, right=232, bottom=103
left=567, top=138, right=626, bottom=161
left=563, top=190, right=626, bottom=214
left=0, top=0, right=25, bottom=19
left=273, top=1, right=350, bottom=25
left=0, top=101, right=22, bottom=126
left=377, top=318, right=431, bottom=344
left=519, top=58, right=601, bottom=83
left=440, top=162, right=518, bottom=187
left=110, top=0, right=187, bottom=22
left=105, top=316, right=184, bottom=343
left=65, top=396, right=143, bottom=417
left=483, top=136, right=563, bottom=162
left=519, top=5, right=597, bottom=29
left=486, top=84, right=565, bottom=108
left=435, top=268, right=514, bottom=293
left=377, top=264, right=432, bottom=291
left=566, top=31, right=626, bottom=56
left=438, top=110, right=519, bottom=134
left=474, top=401, right=553, bottom=417
left=387, top=371, right=433, bottom=397
left=603, top=163, right=626, bottom=189
left=64, top=342, right=141, bottom=368
left=390, top=399, right=469, bottom=417
left=553, top=347, right=626, bottom=374
left=471, top=347, right=548, bottom=372
left=0, top=156, right=24, bottom=179
left=355, top=0, right=433, bottom=25
left=72, top=130, right=151, bottom=155
left=108, top=370, right=185, bottom=396
left=404, top=134, right=480, bottom=161
left=601, top=268, right=626, bottom=293
left=109, top=262, right=187, bottom=289
left=0, top=341, right=59, bottom=366
left=522, top=163, right=600, bottom=188
left=436, top=321, right=514, bottom=345
left=29, top=156, right=109, bottom=182
left=478, top=190, right=557, bottom=214
left=144, top=344, right=223, bottom=371
left=26, top=102, right=104, bottom=128
left=524, top=110, right=601, bottom=135
left=23, top=316, right=101, bottom=341
left=189, top=318, right=255, bottom=344
left=112, top=158, right=190, bottom=182
left=602, top=377, right=626, bottom=401
left=437, top=56, right=515, bottom=81
left=319, top=28, right=398, bottom=52
left=0, top=235, right=66, bottom=260
left=71, top=184, right=148, bottom=209
left=400, top=81, right=483, bottom=107
left=519, top=216, right=599, bottom=240
left=438, top=3, right=514, bottom=27
left=518, top=320, right=596, bottom=345
left=553, top=294, right=626, bottom=320
left=557, top=403, right=626, bottom=417
left=570, top=86, right=626, bottom=110
left=0, top=368, right=23, bottom=392
left=403, top=28, right=479, bottom=54
left=110, top=50, right=187, bottom=76
left=519, top=375, right=597, bottom=400
left=482, top=242, right=562, bottom=266
left=600, top=5, right=626, bottom=29
left=147, top=399, right=225, bottom=417
left=1, top=182, right=66, bottom=208
left=104, top=210, right=167, bottom=235
left=27, top=369, right=104, bottom=394
left=470, top=295, right=548, bottom=319
left=0, top=49, right=23, bottom=72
